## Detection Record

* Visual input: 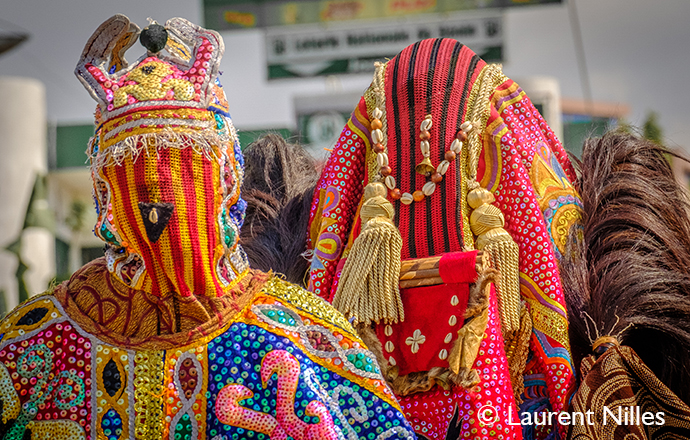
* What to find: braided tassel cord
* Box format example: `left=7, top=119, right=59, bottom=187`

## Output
left=332, top=183, right=404, bottom=325
left=468, top=186, right=521, bottom=336
left=478, top=229, right=521, bottom=334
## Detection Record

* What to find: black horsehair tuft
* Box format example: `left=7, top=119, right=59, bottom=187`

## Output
left=240, top=134, right=319, bottom=286
left=562, top=130, right=690, bottom=405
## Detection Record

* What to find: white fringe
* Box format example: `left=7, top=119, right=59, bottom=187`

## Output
left=90, top=127, right=228, bottom=171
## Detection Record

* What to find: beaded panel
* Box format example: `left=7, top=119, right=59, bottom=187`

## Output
left=133, top=350, right=165, bottom=439
left=94, top=344, right=131, bottom=440
left=0, top=282, right=417, bottom=439
left=206, top=321, right=413, bottom=439
left=163, top=347, right=208, bottom=440
left=0, top=320, right=92, bottom=439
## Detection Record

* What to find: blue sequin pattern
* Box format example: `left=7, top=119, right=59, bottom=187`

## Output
left=206, top=321, right=415, bottom=439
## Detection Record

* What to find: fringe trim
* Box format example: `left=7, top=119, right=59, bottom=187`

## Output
left=333, top=216, right=403, bottom=325
left=481, top=234, right=521, bottom=334
left=90, top=127, right=228, bottom=171
left=504, top=303, right=532, bottom=404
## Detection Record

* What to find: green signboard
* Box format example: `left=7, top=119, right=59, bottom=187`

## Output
left=265, top=10, right=503, bottom=79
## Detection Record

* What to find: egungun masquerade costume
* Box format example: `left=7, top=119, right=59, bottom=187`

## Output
left=0, top=15, right=416, bottom=440
left=306, top=39, right=581, bottom=439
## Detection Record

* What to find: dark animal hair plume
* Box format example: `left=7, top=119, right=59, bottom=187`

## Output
left=240, top=134, right=318, bottom=286
left=562, top=130, right=690, bottom=404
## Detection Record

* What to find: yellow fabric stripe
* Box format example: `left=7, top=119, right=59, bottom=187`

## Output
left=495, top=82, right=525, bottom=115
left=101, top=108, right=214, bottom=149
left=519, top=272, right=567, bottom=315
left=142, top=145, right=173, bottom=292
left=193, top=151, right=215, bottom=297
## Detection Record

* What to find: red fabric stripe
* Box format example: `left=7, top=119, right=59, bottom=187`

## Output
left=387, top=40, right=487, bottom=259
left=114, top=156, right=163, bottom=296
left=177, top=147, right=206, bottom=296
left=441, top=46, right=483, bottom=253
left=409, top=40, right=433, bottom=258
left=428, top=39, right=454, bottom=254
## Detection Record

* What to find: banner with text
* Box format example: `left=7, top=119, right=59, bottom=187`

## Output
left=265, top=11, right=503, bottom=79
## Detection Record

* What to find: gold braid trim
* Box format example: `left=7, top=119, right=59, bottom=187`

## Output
left=462, top=63, right=521, bottom=337
left=364, top=61, right=389, bottom=184
left=461, top=63, right=506, bottom=249
left=464, top=63, right=507, bottom=184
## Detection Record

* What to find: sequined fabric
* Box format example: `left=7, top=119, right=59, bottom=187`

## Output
left=0, top=277, right=416, bottom=439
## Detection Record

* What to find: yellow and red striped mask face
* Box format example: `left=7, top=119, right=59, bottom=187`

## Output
left=90, top=110, right=248, bottom=298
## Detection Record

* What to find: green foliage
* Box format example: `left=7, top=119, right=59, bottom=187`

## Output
left=643, top=111, right=663, bottom=144
left=0, top=289, right=6, bottom=319
left=65, top=199, right=87, bottom=233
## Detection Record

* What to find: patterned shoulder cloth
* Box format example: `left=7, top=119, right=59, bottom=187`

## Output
left=0, top=15, right=416, bottom=440
left=306, top=38, right=582, bottom=439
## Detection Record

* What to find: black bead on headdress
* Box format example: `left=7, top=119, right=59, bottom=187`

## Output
left=139, top=23, right=168, bottom=53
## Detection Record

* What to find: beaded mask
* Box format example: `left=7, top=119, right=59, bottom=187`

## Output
left=75, top=15, right=248, bottom=298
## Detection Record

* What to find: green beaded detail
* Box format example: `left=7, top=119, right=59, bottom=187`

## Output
left=100, top=222, right=120, bottom=246
left=261, top=309, right=297, bottom=327
left=174, top=413, right=193, bottom=440
left=346, top=353, right=379, bottom=374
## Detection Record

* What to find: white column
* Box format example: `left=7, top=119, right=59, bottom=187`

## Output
left=0, top=77, right=53, bottom=310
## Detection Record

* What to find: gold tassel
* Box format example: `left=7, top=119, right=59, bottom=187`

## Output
left=504, top=303, right=533, bottom=404
left=332, top=182, right=404, bottom=325
left=468, top=186, right=521, bottom=336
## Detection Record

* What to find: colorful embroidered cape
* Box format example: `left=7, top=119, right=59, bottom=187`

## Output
left=0, top=262, right=416, bottom=440
left=306, top=39, right=582, bottom=439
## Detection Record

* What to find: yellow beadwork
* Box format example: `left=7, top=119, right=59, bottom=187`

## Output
left=262, top=277, right=356, bottom=334
left=96, top=344, right=130, bottom=439
left=25, top=420, right=86, bottom=440
left=134, top=350, right=166, bottom=439
left=0, top=363, right=19, bottom=424
left=0, top=296, right=59, bottom=342
left=113, top=61, right=194, bottom=108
